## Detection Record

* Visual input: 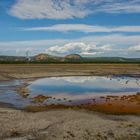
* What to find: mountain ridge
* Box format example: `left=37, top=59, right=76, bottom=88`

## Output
left=0, top=53, right=140, bottom=63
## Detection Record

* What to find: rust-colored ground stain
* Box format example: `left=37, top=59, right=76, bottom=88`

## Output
left=32, top=95, right=51, bottom=103
left=25, top=92, right=140, bottom=115
left=85, top=92, right=140, bottom=114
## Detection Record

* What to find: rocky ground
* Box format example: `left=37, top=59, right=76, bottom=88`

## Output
left=0, top=107, right=140, bottom=140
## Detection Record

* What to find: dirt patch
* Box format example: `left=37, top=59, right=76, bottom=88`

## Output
left=0, top=108, right=140, bottom=140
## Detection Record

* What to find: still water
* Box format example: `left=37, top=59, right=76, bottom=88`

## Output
left=0, top=76, right=140, bottom=108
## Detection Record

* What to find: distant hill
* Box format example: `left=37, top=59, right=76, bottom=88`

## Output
left=34, top=53, right=51, bottom=61
left=0, top=54, right=140, bottom=63
left=65, top=54, right=82, bottom=59
left=33, top=53, right=62, bottom=62
left=85, top=57, right=140, bottom=63
left=0, top=55, right=27, bottom=62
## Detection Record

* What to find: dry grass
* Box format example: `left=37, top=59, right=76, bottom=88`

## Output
left=0, top=64, right=139, bottom=80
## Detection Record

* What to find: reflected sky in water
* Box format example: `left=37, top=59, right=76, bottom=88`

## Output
left=29, top=76, right=140, bottom=96
left=0, top=76, right=140, bottom=108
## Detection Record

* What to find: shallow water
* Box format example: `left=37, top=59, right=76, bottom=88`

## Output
left=0, top=76, right=140, bottom=108
left=29, top=76, right=140, bottom=95
left=0, top=80, right=30, bottom=107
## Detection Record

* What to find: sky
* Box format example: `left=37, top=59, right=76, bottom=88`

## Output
left=0, top=0, right=140, bottom=57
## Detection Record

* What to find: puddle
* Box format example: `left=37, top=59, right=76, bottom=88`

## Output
left=0, top=76, right=140, bottom=108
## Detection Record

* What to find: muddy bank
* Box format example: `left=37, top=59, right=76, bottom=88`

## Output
left=24, top=93, right=140, bottom=115
left=0, top=64, right=140, bottom=80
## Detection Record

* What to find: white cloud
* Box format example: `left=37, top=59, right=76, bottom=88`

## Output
left=23, top=24, right=140, bottom=33
left=80, top=34, right=140, bottom=45
left=9, top=0, right=90, bottom=19
left=0, top=39, right=68, bottom=48
left=96, top=0, right=140, bottom=14
left=0, top=39, right=69, bottom=56
left=0, top=34, right=140, bottom=57
left=0, top=34, right=139, bottom=48
left=128, top=44, right=140, bottom=52
left=45, top=42, right=112, bottom=56
left=9, top=0, right=140, bottom=19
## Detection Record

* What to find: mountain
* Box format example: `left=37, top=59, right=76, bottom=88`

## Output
left=34, top=53, right=53, bottom=61
left=33, top=53, right=62, bottom=62
left=0, top=54, right=140, bottom=63
left=65, top=54, right=82, bottom=59
left=32, top=53, right=83, bottom=62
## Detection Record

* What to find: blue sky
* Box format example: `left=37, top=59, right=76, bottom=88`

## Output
left=0, top=0, right=140, bottom=57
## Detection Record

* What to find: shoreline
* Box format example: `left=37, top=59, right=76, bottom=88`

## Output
left=23, top=92, right=140, bottom=115
left=0, top=64, right=140, bottom=139
left=0, top=92, right=140, bottom=115
left=0, top=64, right=140, bottom=115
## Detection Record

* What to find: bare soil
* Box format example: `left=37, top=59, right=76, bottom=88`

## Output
left=0, top=107, right=140, bottom=140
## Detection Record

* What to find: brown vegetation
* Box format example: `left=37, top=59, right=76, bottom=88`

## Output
left=0, top=64, right=139, bottom=80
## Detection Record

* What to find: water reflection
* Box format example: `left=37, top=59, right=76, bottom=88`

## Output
left=0, top=76, right=139, bottom=108
left=28, top=76, right=140, bottom=97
